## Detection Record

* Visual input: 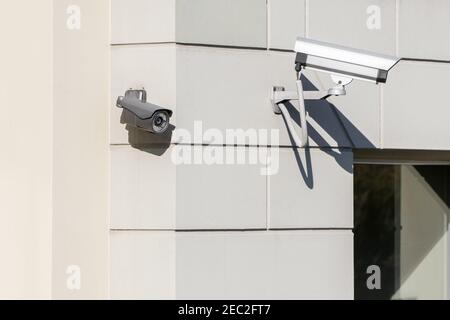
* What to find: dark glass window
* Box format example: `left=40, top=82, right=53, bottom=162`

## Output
left=354, top=164, right=450, bottom=300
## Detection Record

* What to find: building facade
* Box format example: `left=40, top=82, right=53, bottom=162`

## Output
left=1, top=0, right=450, bottom=299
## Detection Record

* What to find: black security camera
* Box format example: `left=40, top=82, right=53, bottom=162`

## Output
left=116, top=89, right=173, bottom=134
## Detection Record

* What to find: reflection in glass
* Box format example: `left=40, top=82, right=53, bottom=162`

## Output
left=354, top=164, right=450, bottom=300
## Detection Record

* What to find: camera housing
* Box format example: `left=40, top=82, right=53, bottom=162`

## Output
left=271, top=37, right=401, bottom=147
left=116, top=89, right=173, bottom=134
left=294, top=37, right=400, bottom=83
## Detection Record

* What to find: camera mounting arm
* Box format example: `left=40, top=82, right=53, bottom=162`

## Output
left=271, top=84, right=344, bottom=105
left=271, top=72, right=350, bottom=147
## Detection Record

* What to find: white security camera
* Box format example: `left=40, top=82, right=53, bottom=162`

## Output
left=271, top=37, right=400, bottom=147
left=117, top=89, right=173, bottom=134
left=294, top=37, right=400, bottom=83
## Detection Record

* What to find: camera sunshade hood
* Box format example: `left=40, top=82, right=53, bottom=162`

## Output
left=116, top=89, right=173, bottom=119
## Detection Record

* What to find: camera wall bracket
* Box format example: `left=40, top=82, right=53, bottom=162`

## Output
left=271, top=73, right=350, bottom=147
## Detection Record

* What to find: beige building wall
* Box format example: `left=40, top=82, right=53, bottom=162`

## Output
left=0, top=0, right=53, bottom=299
left=0, top=1, right=110, bottom=299
left=52, top=0, right=110, bottom=299
left=2, top=0, right=449, bottom=300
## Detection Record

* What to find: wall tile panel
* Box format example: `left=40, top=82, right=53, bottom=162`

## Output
left=308, top=0, right=396, bottom=55
left=176, top=0, right=267, bottom=48
left=398, top=0, right=450, bottom=60
left=383, top=60, right=450, bottom=150
left=269, top=148, right=353, bottom=229
left=111, top=0, right=175, bottom=44
left=269, top=0, right=306, bottom=50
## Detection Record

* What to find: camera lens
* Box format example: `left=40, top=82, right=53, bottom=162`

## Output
left=152, top=111, right=169, bottom=133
